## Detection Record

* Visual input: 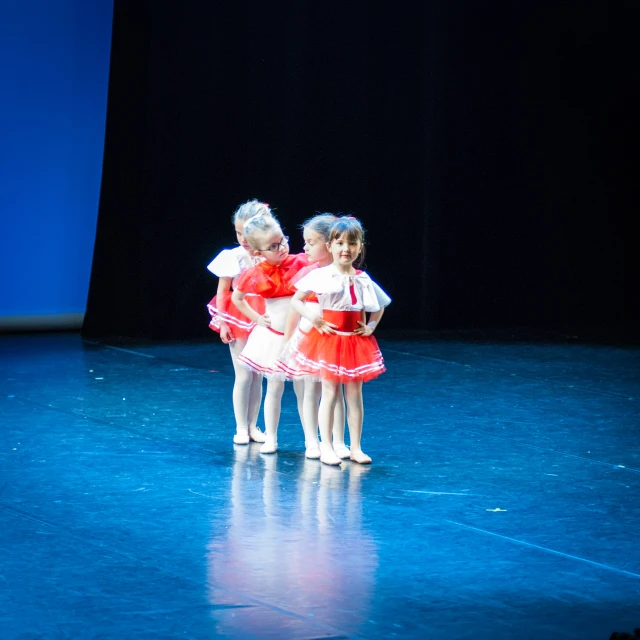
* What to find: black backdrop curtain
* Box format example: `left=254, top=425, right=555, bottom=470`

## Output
left=83, top=1, right=635, bottom=341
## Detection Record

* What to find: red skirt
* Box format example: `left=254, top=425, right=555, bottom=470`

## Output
left=290, top=310, right=385, bottom=383
left=207, top=291, right=265, bottom=340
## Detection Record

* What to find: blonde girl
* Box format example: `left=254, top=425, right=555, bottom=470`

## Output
left=206, top=199, right=271, bottom=445
left=231, top=212, right=308, bottom=453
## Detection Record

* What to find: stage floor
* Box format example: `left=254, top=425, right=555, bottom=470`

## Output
left=1, top=331, right=639, bottom=639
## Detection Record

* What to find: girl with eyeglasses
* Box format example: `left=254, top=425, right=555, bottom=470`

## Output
left=206, top=199, right=270, bottom=446
left=231, top=212, right=308, bottom=454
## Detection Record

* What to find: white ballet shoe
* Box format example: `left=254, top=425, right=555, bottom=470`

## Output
left=320, top=443, right=341, bottom=466
left=349, top=449, right=372, bottom=465
left=233, top=432, right=250, bottom=445
left=260, top=441, right=278, bottom=454
left=249, top=426, right=266, bottom=443
left=305, top=446, right=321, bottom=459
left=333, top=443, right=351, bottom=459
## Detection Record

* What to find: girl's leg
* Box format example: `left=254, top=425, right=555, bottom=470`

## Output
left=292, top=377, right=306, bottom=443
left=261, top=377, right=285, bottom=454
left=247, top=370, right=265, bottom=442
left=229, top=340, right=264, bottom=443
left=344, top=381, right=371, bottom=464
left=318, top=380, right=342, bottom=465
left=331, top=385, right=350, bottom=459
left=302, top=379, right=321, bottom=459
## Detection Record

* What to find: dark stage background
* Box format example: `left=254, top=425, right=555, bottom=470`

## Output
left=83, top=1, right=636, bottom=341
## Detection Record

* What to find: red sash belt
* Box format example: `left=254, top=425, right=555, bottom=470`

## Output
left=322, top=310, right=363, bottom=333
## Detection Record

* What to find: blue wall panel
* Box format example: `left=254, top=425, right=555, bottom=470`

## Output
left=0, top=0, right=113, bottom=326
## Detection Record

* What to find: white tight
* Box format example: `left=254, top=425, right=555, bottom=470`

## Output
left=229, top=339, right=263, bottom=430
left=262, top=378, right=285, bottom=445
left=297, top=379, right=345, bottom=447
left=318, top=380, right=361, bottom=450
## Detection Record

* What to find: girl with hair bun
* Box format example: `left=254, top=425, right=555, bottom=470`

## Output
left=278, top=213, right=349, bottom=460
left=206, top=199, right=271, bottom=445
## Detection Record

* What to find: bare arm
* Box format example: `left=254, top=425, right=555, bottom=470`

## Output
left=354, top=306, right=385, bottom=336
left=216, top=277, right=233, bottom=343
left=217, top=277, right=232, bottom=295
left=291, top=290, right=337, bottom=335
left=231, top=290, right=271, bottom=328
left=283, top=306, right=301, bottom=342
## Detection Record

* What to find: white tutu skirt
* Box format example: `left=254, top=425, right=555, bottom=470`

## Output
left=238, top=297, right=291, bottom=379
left=275, top=302, right=320, bottom=379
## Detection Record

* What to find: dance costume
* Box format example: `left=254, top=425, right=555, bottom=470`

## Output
left=235, top=253, right=308, bottom=377
left=279, top=264, right=391, bottom=383
left=206, top=246, right=265, bottom=340
left=275, top=262, right=322, bottom=379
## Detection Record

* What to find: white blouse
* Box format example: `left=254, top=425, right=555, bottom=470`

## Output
left=206, top=246, right=263, bottom=288
left=295, top=264, right=391, bottom=312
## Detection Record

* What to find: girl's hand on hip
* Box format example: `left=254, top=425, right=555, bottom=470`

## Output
left=354, top=321, right=374, bottom=336
left=312, top=317, right=338, bottom=334
left=256, top=314, right=271, bottom=328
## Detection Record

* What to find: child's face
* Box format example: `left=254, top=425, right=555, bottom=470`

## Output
left=252, top=227, right=289, bottom=265
left=303, top=228, right=329, bottom=263
left=330, top=232, right=362, bottom=268
left=235, top=222, right=250, bottom=251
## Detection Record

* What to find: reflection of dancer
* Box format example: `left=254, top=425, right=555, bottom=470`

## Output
left=206, top=199, right=269, bottom=445
left=290, top=217, right=391, bottom=466
left=231, top=212, right=308, bottom=454
left=280, top=214, right=347, bottom=460
left=206, top=452, right=377, bottom=636
left=315, top=463, right=372, bottom=541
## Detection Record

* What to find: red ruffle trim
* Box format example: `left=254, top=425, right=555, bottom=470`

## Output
left=207, top=292, right=265, bottom=340
left=287, top=330, right=386, bottom=384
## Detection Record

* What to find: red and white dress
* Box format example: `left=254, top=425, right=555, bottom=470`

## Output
left=280, top=264, right=391, bottom=383
left=235, top=253, right=309, bottom=378
left=206, top=246, right=265, bottom=340
left=275, top=262, right=322, bottom=379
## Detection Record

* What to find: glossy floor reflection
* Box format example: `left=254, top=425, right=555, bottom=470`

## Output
left=1, top=331, right=639, bottom=639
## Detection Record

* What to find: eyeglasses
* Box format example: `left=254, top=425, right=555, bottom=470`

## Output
left=258, top=236, right=289, bottom=253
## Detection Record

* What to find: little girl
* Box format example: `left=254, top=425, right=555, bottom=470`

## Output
left=280, top=214, right=349, bottom=460
left=289, top=216, right=391, bottom=465
left=206, top=199, right=270, bottom=445
left=231, top=212, right=308, bottom=454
